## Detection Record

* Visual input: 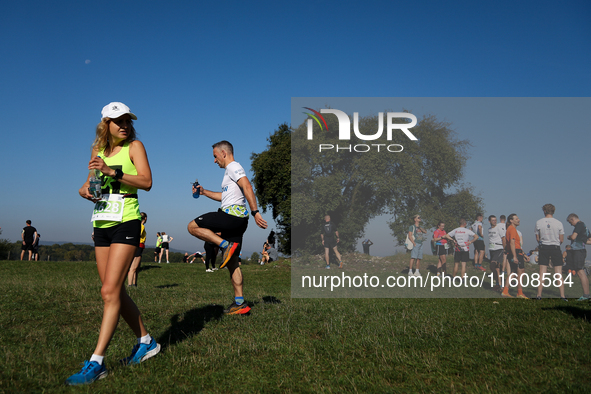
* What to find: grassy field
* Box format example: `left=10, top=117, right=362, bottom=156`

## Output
left=1, top=258, right=590, bottom=393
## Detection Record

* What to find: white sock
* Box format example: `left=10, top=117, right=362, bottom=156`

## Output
left=90, top=354, right=104, bottom=365
left=139, top=334, right=152, bottom=345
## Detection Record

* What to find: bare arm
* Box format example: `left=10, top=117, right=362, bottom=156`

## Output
left=237, top=177, right=267, bottom=229
left=192, top=184, right=222, bottom=202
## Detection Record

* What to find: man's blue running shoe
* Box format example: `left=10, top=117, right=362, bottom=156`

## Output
left=65, top=360, right=108, bottom=385
left=121, top=338, right=161, bottom=365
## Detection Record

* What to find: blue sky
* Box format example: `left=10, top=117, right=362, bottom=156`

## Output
left=0, top=0, right=589, bottom=256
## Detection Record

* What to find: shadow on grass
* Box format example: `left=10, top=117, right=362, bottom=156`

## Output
left=262, top=296, right=282, bottom=304
left=138, top=265, right=162, bottom=273
left=542, top=305, right=591, bottom=323
left=155, top=284, right=180, bottom=289
left=158, top=304, right=224, bottom=349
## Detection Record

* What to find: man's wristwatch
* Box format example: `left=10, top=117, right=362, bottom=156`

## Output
left=251, top=210, right=259, bottom=217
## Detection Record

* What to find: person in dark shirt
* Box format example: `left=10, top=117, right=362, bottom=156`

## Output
left=321, top=215, right=342, bottom=269
left=566, top=213, right=590, bottom=301
left=20, top=220, right=37, bottom=261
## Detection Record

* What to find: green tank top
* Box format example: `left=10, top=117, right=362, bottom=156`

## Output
left=93, top=141, right=141, bottom=228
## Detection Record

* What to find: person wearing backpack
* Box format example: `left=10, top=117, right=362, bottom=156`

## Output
left=566, top=213, right=590, bottom=301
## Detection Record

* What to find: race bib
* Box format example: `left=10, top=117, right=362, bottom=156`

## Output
left=91, top=194, right=125, bottom=222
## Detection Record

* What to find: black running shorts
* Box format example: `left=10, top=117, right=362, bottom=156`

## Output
left=195, top=209, right=249, bottom=244
left=94, top=220, right=141, bottom=247
left=538, top=245, right=563, bottom=267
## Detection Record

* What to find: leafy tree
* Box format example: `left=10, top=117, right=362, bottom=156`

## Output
left=291, top=111, right=483, bottom=254
left=0, top=228, right=11, bottom=259
left=251, top=123, right=291, bottom=255
left=249, top=252, right=260, bottom=264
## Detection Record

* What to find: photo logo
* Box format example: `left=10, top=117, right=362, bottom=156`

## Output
left=304, top=108, right=418, bottom=153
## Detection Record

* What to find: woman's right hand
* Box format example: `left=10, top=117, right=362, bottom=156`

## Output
left=79, top=183, right=100, bottom=203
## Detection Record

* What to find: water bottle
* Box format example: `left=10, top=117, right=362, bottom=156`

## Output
left=192, top=179, right=200, bottom=199
left=89, top=158, right=102, bottom=199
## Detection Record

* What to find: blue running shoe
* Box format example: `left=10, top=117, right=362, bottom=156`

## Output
left=65, top=360, right=108, bottom=385
left=121, top=339, right=161, bottom=365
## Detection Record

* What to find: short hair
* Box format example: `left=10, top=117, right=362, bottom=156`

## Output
left=459, top=218, right=467, bottom=226
left=26, top=220, right=31, bottom=225
left=500, top=215, right=506, bottom=220
left=542, top=204, right=555, bottom=215
left=476, top=213, right=483, bottom=219
left=567, top=213, right=579, bottom=221
left=412, top=214, right=421, bottom=221
left=437, top=221, right=444, bottom=228
left=212, top=140, right=234, bottom=155
left=488, top=215, right=496, bottom=222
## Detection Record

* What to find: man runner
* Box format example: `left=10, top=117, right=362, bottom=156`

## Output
left=534, top=204, right=566, bottom=300
left=188, top=140, right=267, bottom=314
left=445, top=219, right=478, bottom=280
left=471, top=213, right=486, bottom=271
left=566, top=213, right=590, bottom=301
left=487, top=215, right=505, bottom=292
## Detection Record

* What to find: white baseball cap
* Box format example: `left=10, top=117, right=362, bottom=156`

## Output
left=101, top=102, right=137, bottom=120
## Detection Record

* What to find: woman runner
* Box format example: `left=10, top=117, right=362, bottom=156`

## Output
left=67, top=102, right=160, bottom=385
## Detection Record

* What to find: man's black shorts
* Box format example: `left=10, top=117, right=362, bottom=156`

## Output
left=572, top=249, right=587, bottom=271
left=195, top=209, right=249, bottom=244
left=94, top=220, right=141, bottom=247
left=21, top=242, right=33, bottom=251
left=324, top=238, right=337, bottom=249
left=507, top=249, right=526, bottom=271
left=454, top=250, right=469, bottom=263
left=489, top=249, right=504, bottom=264
left=538, top=244, right=563, bottom=267
left=473, top=240, right=485, bottom=252
left=154, top=247, right=161, bottom=254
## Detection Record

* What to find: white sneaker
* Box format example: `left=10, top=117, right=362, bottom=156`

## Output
left=166, top=261, right=169, bottom=264
left=415, top=270, right=421, bottom=277
left=408, top=270, right=415, bottom=276
left=213, top=268, right=218, bottom=271
left=206, top=269, right=213, bottom=272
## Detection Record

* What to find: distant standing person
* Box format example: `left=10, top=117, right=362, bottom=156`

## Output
left=159, top=232, right=173, bottom=263
left=204, top=241, right=219, bottom=271
left=408, top=215, right=427, bottom=277
left=432, top=222, right=448, bottom=277
left=128, top=212, right=147, bottom=287
left=187, top=140, right=268, bottom=314
left=362, top=239, right=373, bottom=255
left=487, top=215, right=505, bottom=292
left=502, top=214, right=528, bottom=299
left=154, top=232, right=162, bottom=263
left=534, top=204, right=566, bottom=300
left=566, top=213, right=590, bottom=301
left=20, top=220, right=37, bottom=261
left=321, top=215, right=343, bottom=269
left=445, top=219, right=478, bottom=280
left=67, top=102, right=159, bottom=385
left=471, top=213, right=486, bottom=272
left=32, top=234, right=41, bottom=261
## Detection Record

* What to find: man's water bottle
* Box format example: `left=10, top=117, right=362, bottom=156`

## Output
left=192, top=179, right=200, bottom=199
left=89, top=161, right=102, bottom=200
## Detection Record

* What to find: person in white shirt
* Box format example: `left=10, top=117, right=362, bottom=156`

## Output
left=534, top=203, right=566, bottom=300
left=188, top=140, right=268, bottom=315
left=445, top=219, right=478, bottom=279
left=487, top=215, right=505, bottom=292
